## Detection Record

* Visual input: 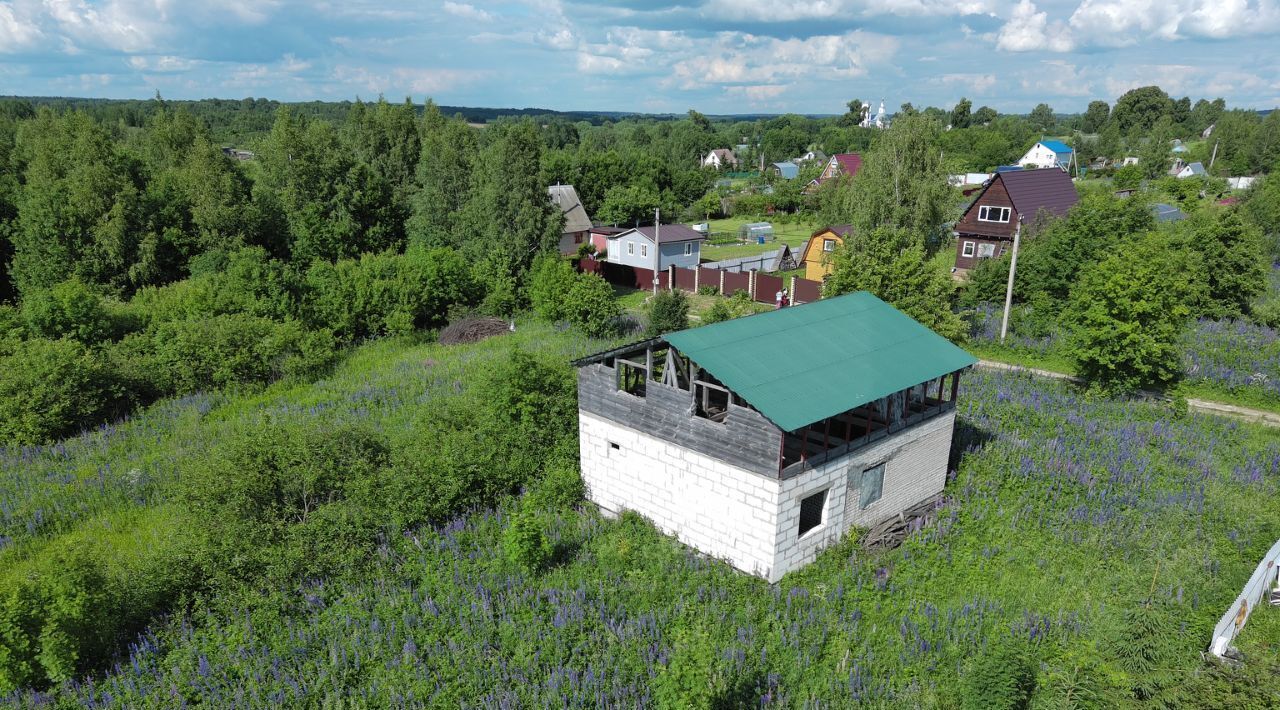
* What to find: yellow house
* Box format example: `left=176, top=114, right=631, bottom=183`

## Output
left=799, top=225, right=852, bottom=281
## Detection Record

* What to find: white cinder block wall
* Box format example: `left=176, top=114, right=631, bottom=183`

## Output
left=579, top=409, right=956, bottom=584
left=771, top=411, right=956, bottom=579
left=579, top=411, right=782, bottom=580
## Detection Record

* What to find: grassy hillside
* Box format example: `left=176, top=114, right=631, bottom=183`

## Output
left=4, top=327, right=1279, bottom=706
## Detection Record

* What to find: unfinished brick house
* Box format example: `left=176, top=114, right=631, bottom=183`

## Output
left=573, top=292, right=976, bottom=583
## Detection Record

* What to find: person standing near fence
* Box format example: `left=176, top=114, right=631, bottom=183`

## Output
left=782, top=288, right=790, bottom=308
left=775, top=289, right=784, bottom=309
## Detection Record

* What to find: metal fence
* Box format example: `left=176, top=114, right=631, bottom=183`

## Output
left=1209, top=537, right=1280, bottom=657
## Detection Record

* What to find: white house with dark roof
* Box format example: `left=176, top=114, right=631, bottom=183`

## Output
left=1174, top=161, right=1207, bottom=179
left=574, top=292, right=975, bottom=582
left=547, top=184, right=593, bottom=255
left=604, top=224, right=706, bottom=270
left=702, top=149, right=739, bottom=170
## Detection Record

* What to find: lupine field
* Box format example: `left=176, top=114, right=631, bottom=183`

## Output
left=3, top=322, right=1280, bottom=707
left=969, top=302, right=1280, bottom=409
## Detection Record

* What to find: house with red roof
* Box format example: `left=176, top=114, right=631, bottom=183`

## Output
left=804, top=153, right=862, bottom=193
left=953, top=167, right=1078, bottom=271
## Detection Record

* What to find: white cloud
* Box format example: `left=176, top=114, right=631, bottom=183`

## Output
left=672, top=30, right=899, bottom=90
left=1020, top=60, right=1093, bottom=97
left=701, top=0, right=996, bottom=21
left=331, top=64, right=488, bottom=94
left=127, top=54, right=200, bottom=72
left=724, top=84, right=788, bottom=102
left=938, top=73, right=997, bottom=94
left=1069, top=0, right=1280, bottom=46
left=1102, top=64, right=1201, bottom=97
left=996, top=0, right=1075, bottom=52
left=442, top=1, right=492, bottom=22
left=0, top=2, right=43, bottom=52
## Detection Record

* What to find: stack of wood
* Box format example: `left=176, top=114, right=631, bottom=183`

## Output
left=439, top=317, right=512, bottom=345
left=861, top=494, right=946, bottom=552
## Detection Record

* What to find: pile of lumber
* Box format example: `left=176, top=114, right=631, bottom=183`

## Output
left=861, top=494, right=946, bottom=552
left=439, top=317, right=512, bottom=345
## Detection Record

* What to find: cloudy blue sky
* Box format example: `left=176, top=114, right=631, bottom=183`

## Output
left=1, top=0, right=1277, bottom=114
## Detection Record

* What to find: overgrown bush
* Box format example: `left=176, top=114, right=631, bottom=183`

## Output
left=146, top=314, right=324, bottom=394
left=502, top=510, right=553, bottom=573
left=702, top=299, right=733, bottom=324
left=565, top=272, right=622, bottom=337
left=646, top=288, right=689, bottom=336
left=20, top=278, right=117, bottom=344
left=961, top=638, right=1037, bottom=710
left=0, top=338, right=115, bottom=445
left=526, top=253, right=578, bottom=322
left=1064, top=234, right=1203, bottom=391
left=179, top=420, right=393, bottom=587
left=127, top=247, right=295, bottom=326
left=0, top=545, right=115, bottom=692
left=303, top=246, right=478, bottom=342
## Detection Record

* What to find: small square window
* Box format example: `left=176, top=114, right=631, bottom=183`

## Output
left=977, top=243, right=996, bottom=258
left=860, top=464, right=884, bottom=509
left=798, top=489, right=828, bottom=537
left=961, top=241, right=975, bottom=257
left=823, top=239, right=835, bottom=252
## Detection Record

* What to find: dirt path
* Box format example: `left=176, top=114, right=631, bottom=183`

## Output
left=975, top=360, right=1280, bottom=429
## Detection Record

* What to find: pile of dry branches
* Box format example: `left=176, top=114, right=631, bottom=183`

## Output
left=439, top=317, right=512, bottom=345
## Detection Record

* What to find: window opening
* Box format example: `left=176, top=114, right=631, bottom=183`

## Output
left=798, top=489, right=827, bottom=537
left=860, top=464, right=885, bottom=509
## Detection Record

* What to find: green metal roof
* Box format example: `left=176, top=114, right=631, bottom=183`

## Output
left=663, top=292, right=976, bottom=432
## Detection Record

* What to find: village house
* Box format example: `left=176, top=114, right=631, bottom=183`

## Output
left=604, top=224, right=706, bottom=271
left=953, top=167, right=1078, bottom=271
left=771, top=161, right=799, bottom=180
left=702, top=148, right=739, bottom=170
left=547, top=184, right=593, bottom=255
left=574, top=292, right=975, bottom=583
left=1173, top=161, right=1207, bottom=179
left=799, top=225, right=852, bottom=281
left=804, top=153, right=862, bottom=193
left=1016, top=140, right=1074, bottom=170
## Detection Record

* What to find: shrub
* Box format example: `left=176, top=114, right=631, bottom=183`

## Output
left=702, top=299, right=733, bottom=324
left=527, top=464, right=586, bottom=510
left=502, top=510, right=553, bottom=573
left=21, top=278, right=116, bottom=344
left=1064, top=234, right=1203, bottom=391
left=303, top=247, right=478, bottom=342
left=646, top=288, right=690, bottom=336
left=0, top=545, right=114, bottom=692
left=526, top=253, right=578, bottom=322
left=148, top=314, right=310, bottom=394
left=0, top=338, right=113, bottom=445
left=565, top=273, right=621, bottom=337
left=960, top=638, right=1036, bottom=710
left=179, top=419, right=392, bottom=586
left=697, top=285, right=719, bottom=296
left=128, top=247, right=295, bottom=326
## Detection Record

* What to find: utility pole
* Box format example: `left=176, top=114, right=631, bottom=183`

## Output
left=653, top=208, right=661, bottom=295
left=1209, top=140, right=1219, bottom=171
left=999, top=217, right=1023, bottom=344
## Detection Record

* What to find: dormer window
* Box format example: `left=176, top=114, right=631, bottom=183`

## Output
left=823, top=239, right=836, bottom=251
left=978, top=206, right=1011, bottom=223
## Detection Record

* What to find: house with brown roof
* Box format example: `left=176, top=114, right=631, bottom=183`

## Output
left=702, top=148, right=739, bottom=170
left=953, top=168, right=1078, bottom=271
left=799, top=225, right=853, bottom=280
left=804, top=153, right=862, bottom=193
left=548, top=184, right=594, bottom=255
left=605, top=224, right=707, bottom=270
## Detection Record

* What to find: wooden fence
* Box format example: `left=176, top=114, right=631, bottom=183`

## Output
left=579, top=258, right=824, bottom=306
left=1209, top=537, right=1280, bottom=658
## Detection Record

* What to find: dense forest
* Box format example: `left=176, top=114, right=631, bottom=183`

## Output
left=1, top=86, right=1279, bottom=705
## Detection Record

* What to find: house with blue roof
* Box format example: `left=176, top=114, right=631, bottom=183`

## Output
left=1017, top=140, right=1074, bottom=170
left=771, top=161, right=799, bottom=180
